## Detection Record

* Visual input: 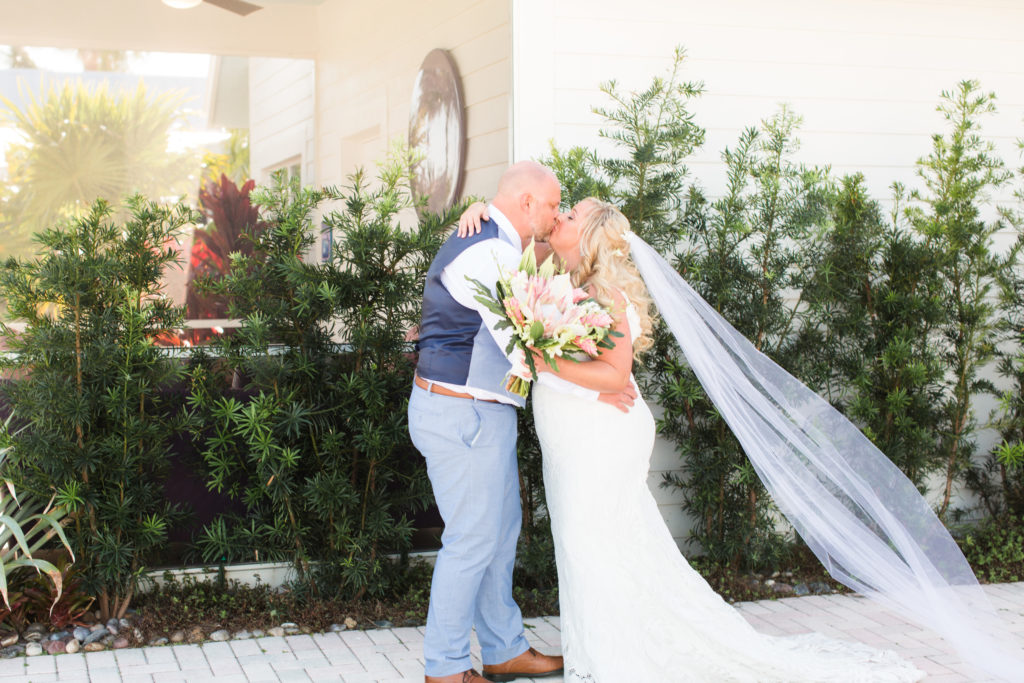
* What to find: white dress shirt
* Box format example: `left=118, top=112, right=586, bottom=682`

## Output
left=435, top=205, right=599, bottom=404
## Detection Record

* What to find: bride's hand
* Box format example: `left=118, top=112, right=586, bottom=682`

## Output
left=598, top=385, right=637, bottom=413
left=457, top=202, right=490, bottom=238
left=529, top=348, right=552, bottom=374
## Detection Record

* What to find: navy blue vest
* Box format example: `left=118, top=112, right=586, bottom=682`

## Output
left=416, top=220, right=525, bottom=406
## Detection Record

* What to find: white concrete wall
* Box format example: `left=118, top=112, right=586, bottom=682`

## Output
left=314, top=0, right=512, bottom=203
left=249, top=58, right=316, bottom=187
left=513, top=0, right=1024, bottom=550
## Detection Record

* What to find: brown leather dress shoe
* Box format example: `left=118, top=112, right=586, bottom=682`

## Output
left=482, top=647, right=564, bottom=681
left=425, top=669, right=493, bottom=683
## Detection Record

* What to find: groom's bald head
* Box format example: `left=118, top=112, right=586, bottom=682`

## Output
left=492, top=161, right=561, bottom=245
left=496, top=161, right=558, bottom=198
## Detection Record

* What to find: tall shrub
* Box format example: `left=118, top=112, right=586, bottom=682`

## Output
left=655, top=110, right=830, bottom=568
left=798, top=176, right=947, bottom=488
left=0, top=198, right=194, bottom=618
left=971, top=133, right=1024, bottom=517
left=190, top=156, right=457, bottom=598
left=906, top=81, right=1015, bottom=518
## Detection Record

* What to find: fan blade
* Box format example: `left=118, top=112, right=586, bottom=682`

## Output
left=204, top=0, right=263, bottom=16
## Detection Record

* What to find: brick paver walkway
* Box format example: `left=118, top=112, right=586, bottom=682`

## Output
left=1, top=582, right=1021, bottom=682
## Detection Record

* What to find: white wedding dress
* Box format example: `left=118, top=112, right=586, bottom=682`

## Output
left=531, top=304, right=924, bottom=683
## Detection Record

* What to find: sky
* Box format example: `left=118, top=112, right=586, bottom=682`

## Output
left=17, top=46, right=211, bottom=77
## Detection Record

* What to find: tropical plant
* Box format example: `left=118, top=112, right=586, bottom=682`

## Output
left=0, top=419, right=74, bottom=615
left=0, top=197, right=196, bottom=619
left=201, top=129, right=250, bottom=188
left=186, top=174, right=262, bottom=321
left=0, top=81, right=195, bottom=259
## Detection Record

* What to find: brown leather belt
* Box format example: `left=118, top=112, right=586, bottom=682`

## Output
left=414, top=374, right=498, bottom=402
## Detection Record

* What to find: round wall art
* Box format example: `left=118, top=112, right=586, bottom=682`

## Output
left=408, top=48, right=466, bottom=217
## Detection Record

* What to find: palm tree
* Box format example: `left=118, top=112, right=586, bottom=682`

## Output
left=0, top=81, right=196, bottom=258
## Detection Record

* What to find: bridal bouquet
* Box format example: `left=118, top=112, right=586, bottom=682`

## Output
left=467, top=241, right=621, bottom=397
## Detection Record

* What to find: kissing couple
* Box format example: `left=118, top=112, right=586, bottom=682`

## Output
left=408, top=161, right=1023, bottom=682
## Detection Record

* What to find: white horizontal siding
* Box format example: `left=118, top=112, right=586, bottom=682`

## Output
left=314, top=0, right=512, bottom=206
left=515, top=0, right=1024, bottom=550
left=249, top=57, right=316, bottom=187
left=516, top=0, right=1024, bottom=205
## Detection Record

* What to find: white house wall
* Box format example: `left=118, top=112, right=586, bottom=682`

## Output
left=249, top=58, right=316, bottom=186
left=513, top=0, right=1024, bottom=206
left=513, top=0, right=1024, bottom=551
left=313, top=0, right=512, bottom=200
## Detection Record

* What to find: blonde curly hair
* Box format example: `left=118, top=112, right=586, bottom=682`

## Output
left=570, top=198, right=654, bottom=355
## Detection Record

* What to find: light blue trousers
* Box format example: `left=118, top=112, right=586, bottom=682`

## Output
left=408, top=384, right=530, bottom=677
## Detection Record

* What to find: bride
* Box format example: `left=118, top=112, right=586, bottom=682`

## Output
left=459, top=196, right=1024, bottom=681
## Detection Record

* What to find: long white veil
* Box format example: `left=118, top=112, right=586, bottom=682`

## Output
left=626, top=232, right=1024, bottom=680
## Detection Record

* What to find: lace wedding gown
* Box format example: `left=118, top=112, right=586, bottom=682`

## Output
left=531, top=306, right=924, bottom=683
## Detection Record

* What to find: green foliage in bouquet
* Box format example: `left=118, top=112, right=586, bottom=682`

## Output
left=0, top=198, right=195, bottom=619
left=189, top=151, right=460, bottom=599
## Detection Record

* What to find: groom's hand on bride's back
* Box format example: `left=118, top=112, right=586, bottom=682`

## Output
left=598, top=385, right=637, bottom=413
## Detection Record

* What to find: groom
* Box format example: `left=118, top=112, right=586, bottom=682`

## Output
left=409, top=161, right=633, bottom=682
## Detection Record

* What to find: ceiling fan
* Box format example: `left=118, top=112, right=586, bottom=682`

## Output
left=162, top=0, right=264, bottom=17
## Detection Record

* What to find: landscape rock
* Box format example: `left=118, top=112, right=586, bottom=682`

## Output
left=105, top=619, right=119, bottom=636
left=771, top=582, right=795, bottom=595
left=65, top=639, right=80, bottom=654
left=232, top=630, right=252, bottom=640
left=82, top=629, right=108, bottom=645
left=112, top=637, right=129, bottom=649
left=250, top=629, right=266, bottom=638
left=328, top=623, right=347, bottom=633
left=148, top=637, right=169, bottom=646
left=793, top=583, right=811, bottom=597
left=0, top=634, right=17, bottom=647
left=23, top=624, right=47, bottom=642
left=49, top=630, right=71, bottom=641
left=119, top=618, right=131, bottom=630
left=268, top=627, right=286, bottom=638
left=25, top=642, right=42, bottom=656
left=73, top=627, right=91, bottom=642
left=44, top=640, right=67, bottom=655
left=739, top=575, right=761, bottom=591
left=0, top=645, right=25, bottom=658
left=209, top=630, right=230, bottom=642
left=186, top=626, right=204, bottom=643
left=170, top=630, right=186, bottom=644
left=810, top=581, right=832, bottom=594
left=373, top=620, right=393, bottom=629
left=343, top=617, right=357, bottom=629
left=83, top=642, right=105, bottom=652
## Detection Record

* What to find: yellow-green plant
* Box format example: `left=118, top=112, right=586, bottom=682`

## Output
left=0, top=81, right=195, bottom=259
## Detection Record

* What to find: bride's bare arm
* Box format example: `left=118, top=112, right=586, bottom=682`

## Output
left=535, top=289, right=633, bottom=392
